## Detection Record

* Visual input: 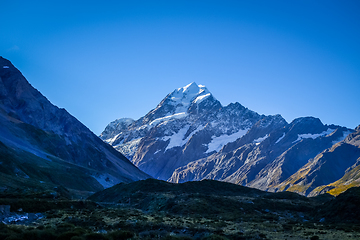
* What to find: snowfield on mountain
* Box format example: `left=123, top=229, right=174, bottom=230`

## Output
left=101, top=82, right=358, bottom=196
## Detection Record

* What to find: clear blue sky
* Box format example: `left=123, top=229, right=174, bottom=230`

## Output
left=1, top=0, right=359, bottom=134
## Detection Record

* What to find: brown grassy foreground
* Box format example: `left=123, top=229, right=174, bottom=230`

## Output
left=0, top=179, right=359, bottom=239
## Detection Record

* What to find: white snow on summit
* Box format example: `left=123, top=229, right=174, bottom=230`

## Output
left=149, top=112, right=188, bottom=126
left=206, top=128, right=249, bottom=153
left=168, top=82, right=214, bottom=113
left=194, top=93, right=211, bottom=104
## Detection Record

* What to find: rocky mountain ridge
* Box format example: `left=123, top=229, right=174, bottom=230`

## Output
left=102, top=82, right=358, bottom=196
left=0, top=57, right=149, bottom=196
left=277, top=124, right=360, bottom=196
left=102, top=82, right=266, bottom=180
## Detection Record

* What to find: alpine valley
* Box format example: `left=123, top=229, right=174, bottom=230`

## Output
left=1, top=57, right=360, bottom=239
left=0, top=57, right=149, bottom=197
left=101, top=82, right=360, bottom=196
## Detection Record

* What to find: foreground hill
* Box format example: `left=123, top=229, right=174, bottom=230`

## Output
left=0, top=179, right=359, bottom=239
left=0, top=57, right=149, bottom=196
left=89, top=178, right=360, bottom=225
left=89, top=178, right=267, bottom=203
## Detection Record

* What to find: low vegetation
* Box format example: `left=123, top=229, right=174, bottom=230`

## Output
left=0, top=179, right=359, bottom=239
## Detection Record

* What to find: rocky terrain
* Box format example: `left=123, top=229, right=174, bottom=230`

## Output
left=102, top=82, right=358, bottom=196
left=0, top=57, right=149, bottom=197
left=101, top=82, right=264, bottom=181
left=277, top=125, right=360, bottom=196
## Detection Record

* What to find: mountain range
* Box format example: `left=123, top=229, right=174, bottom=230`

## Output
left=1, top=56, right=358, bottom=198
left=0, top=57, right=149, bottom=197
left=101, top=82, right=360, bottom=196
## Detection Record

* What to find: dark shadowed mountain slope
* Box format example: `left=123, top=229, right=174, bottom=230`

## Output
left=88, top=178, right=360, bottom=224
left=0, top=57, right=149, bottom=195
left=316, top=186, right=360, bottom=223
left=275, top=125, right=360, bottom=196
left=88, top=179, right=360, bottom=226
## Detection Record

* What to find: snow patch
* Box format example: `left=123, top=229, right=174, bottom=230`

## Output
left=149, top=112, right=188, bottom=126
left=253, top=134, right=269, bottom=145
left=332, top=130, right=352, bottom=145
left=194, top=93, right=211, bottom=104
left=161, top=124, right=206, bottom=151
left=185, top=125, right=205, bottom=141
left=293, top=128, right=335, bottom=143
left=275, top=133, right=286, bottom=144
left=162, top=125, right=191, bottom=151
left=104, top=133, right=122, bottom=145
left=206, top=128, right=249, bottom=153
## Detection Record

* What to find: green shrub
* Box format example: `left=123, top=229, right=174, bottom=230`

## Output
left=201, top=234, right=229, bottom=240
left=57, top=232, right=81, bottom=240
left=4, top=234, right=23, bottom=240
left=258, top=233, right=266, bottom=239
left=163, top=236, right=193, bottom=240
left=42, top=231, right=57, bottom=240
left=108, top=230, right=134, bottom=240
left=57, top=223, right=76, bottom=232
left=70, top=237, right=84, bottom=240
left=84, top=233, right=108, bottom=240
left=20, top=230, right=43, bottom=240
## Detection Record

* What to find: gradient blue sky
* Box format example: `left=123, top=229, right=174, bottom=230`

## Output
left=1, top=0, right=359, bottom=134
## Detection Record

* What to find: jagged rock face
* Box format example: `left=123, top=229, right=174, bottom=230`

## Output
left=100, top=118, right=135, bottom=140
left=279, top=125, right=360, bottom=196
left=0, top=57, right=149, bottom=193
left=102, top=82, right=355, bottom=195
left=169, top=116, right=351, bottom=191
left=101, top=82, right=262, bottom=180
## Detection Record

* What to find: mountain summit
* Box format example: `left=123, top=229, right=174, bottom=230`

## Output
left=101, top=82, right=269, bottom=180
left=168, top=82, right=213, bottom=111
left=136, top=82, right=222, bottom=128
left=102, top=82, right=357, bottom=196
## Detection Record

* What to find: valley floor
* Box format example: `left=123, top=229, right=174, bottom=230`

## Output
left=0, top=190, right=360, bottom=240
left=1, top=204, right=360, bottom=240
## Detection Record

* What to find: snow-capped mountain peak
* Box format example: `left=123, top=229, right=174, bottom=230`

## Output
left=101, top=81, right=355, bottom=196
left=167, top=82, right=215, bottom=114
left=176, top=82, right=205, bottom=94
